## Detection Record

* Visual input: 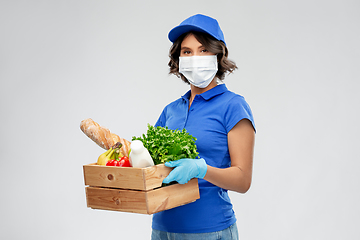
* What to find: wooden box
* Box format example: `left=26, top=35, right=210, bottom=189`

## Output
left=83, top=163, right=200, bottom=214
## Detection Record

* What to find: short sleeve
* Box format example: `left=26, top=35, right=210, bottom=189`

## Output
left=224, top=95, right=256, bottom=133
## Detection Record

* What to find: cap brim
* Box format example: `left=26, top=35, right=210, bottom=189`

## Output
left=168, top=25, right=210, bottom=43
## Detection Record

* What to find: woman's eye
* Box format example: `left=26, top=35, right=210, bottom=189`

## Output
left=183, top=50, right=191, bottom=54
left=201, top=49, right=208, bottom=53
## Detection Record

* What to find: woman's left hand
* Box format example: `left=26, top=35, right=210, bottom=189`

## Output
left=163, top=158, right=207, bottom=184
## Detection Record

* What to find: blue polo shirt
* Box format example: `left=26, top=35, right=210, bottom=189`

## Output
left=152, top=84, right=255, bottom=233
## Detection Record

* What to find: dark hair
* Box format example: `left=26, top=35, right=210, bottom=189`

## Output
left=168, top=31, right=237, bottom=84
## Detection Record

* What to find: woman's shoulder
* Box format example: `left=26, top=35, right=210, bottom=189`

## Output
left=220, top=87, right=248, bottom=104
left=220, top=88, right=253, bottom=115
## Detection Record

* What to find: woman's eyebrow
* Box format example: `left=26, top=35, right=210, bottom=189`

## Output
left=181, top=45, right=204, bottom=50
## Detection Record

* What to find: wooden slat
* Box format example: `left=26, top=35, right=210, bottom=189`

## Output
left=83, top=163, right=172, bottom=190
left=146, top=179, right=200, bottom=214
left=86, top=186, right=148, bottom=214
left=83, top=163, right=146, bottom=190
left=85, top=179, right=200, bottom=214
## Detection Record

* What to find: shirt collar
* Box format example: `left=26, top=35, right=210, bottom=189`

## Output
left=181, top=84, right=228, bottom=101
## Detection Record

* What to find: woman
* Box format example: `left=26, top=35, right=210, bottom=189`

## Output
left=151, top=14, right=256, bottom=240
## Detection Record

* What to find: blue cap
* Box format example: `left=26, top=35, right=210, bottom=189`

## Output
left=168, top=14, right=226, bottom=45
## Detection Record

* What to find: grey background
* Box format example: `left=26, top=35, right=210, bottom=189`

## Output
left=1, top=0, right=359, bottom=239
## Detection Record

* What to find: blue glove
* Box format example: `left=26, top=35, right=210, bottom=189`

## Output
left=163, top=158, right=207, bottom=184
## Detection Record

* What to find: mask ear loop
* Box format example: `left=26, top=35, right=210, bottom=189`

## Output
left=214, top=54, right=223, bottom=85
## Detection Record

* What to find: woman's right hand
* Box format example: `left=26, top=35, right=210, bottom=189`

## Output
left=163, top=158, right=207, bottom=184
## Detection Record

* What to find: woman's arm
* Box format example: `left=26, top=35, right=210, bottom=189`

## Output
left=203, top=119, right=255, bottom=193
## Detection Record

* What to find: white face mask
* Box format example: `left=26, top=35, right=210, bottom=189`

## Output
left=179, top=55, right=218, bottom=88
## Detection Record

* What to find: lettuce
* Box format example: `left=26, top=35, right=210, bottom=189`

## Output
left=132, top=124, right=199, bottom=165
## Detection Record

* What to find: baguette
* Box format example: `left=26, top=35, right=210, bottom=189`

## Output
left=80, top=118, right=131, bottom=156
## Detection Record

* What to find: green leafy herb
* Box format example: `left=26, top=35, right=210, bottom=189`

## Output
left=132, top=124, right=199, bottom=165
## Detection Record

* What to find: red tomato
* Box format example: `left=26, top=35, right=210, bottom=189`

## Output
left=106, top=159, right=117, bottom=166
left=118, top=156, right=131, bottom=167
